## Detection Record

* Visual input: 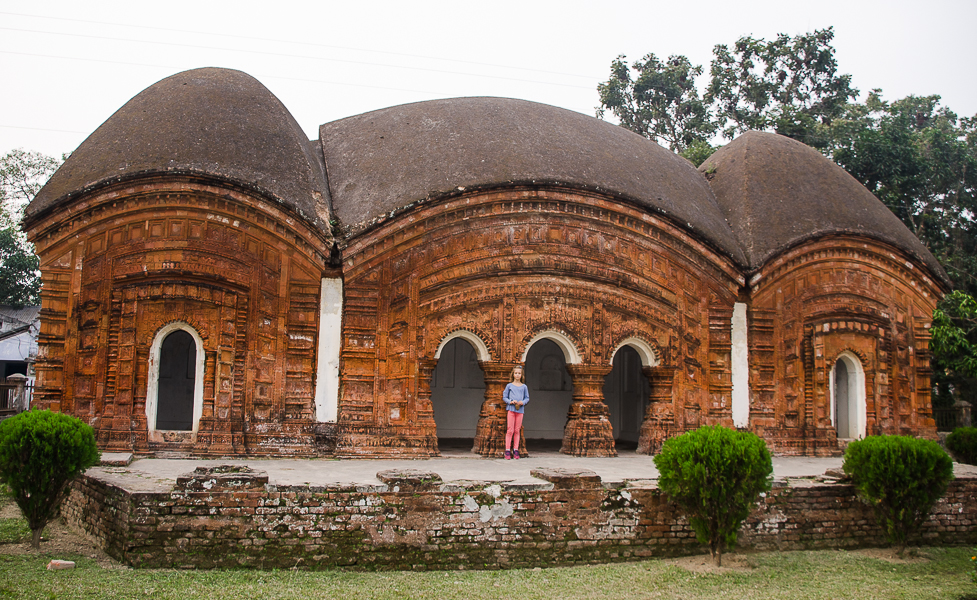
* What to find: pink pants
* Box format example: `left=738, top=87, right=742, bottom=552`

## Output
left=505, top=410, right=523, bottom=451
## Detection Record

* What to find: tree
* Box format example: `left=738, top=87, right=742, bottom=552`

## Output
left=842, top=435, right=953, bottom=556
left=0, top=148, right=62, bottom=213
left=598, top=32, right=977, bottom=396
left=0, top=223, right=40, bottom=306
left=0, top=149, right=63, bottom=307
left=653, top=425, right=772, bottom=566
left=931, top=291, right=977, bottom=379
left=0, top=410, right=100, bottom=549
left=706, top=28, right=859, bottom=146
left=597, top=28, right=858, bottom=157
left=824, top=94, right=977, bottom=294
left=597, top=53, right=716, bottom=153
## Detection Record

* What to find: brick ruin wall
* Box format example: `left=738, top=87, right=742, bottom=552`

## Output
left=62, top=471, right=977, bottom=571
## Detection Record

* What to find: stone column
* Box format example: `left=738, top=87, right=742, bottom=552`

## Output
left=414, top=357, right=440, bottom=456
left=416, top=358, right=438, bottom=428
left=473, top=362, right=522, bottom=457
left=6, top=373, right=28, bottom=413
left=562, top=364, right=616, bottom=457
left=955, top=400, right=973, bottom=429
left=637, top=365, right=678, bottom=454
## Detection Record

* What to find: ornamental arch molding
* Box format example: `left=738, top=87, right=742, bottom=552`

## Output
left=609, top=336, right=660, bottom=368
left=520, top=329, right=582, bottom=365
left=434, top=329, right=492, bottom=362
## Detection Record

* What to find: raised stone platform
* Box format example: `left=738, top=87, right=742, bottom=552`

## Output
left=60, top=454, right=977, bottom=571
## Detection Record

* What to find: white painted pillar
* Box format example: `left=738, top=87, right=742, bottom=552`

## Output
left=314, top=278, right=343, bottom=423
left=730, top=302, right=750, bottom=428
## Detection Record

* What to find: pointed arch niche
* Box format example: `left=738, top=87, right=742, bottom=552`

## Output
left=145, top=322, right=206, bottom=435
left=830, top=351, right=867, bottom=440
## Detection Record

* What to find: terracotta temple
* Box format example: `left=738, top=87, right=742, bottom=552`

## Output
left=23, top=68, right=949, bottom=458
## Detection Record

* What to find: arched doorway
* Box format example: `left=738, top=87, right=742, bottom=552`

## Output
left=832, top=352, right=866, bottom=440
left=602, top=345, right=650, bottom=449
left=523, top=338, right=574, bottom=446
left=431, top=338, right=485, bottom=443
left=146, top=322, right=205, bottom=435
left=156, top=330, right=197, bottom=431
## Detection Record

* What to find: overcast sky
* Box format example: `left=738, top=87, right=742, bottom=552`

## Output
left=2, top=0, right=975, bottom=158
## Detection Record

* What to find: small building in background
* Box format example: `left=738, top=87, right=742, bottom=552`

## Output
left=0, top=305, right=39, bottom=419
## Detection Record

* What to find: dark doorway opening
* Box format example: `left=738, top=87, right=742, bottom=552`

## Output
left=431, top=338, right=485, bottom=444
left=524, top=338, right=573, bottom=449
left=603, top=345, right=650, bottom=452
left=835, top=358, right=852, bottom=439
left=156, top=330, right=196, bottom=431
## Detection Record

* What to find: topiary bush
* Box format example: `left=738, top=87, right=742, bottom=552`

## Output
left=653, top=425, right=773, bottom=566
left=947, top=427, right=977, bottom=465
left=842, top=435, right=953, bottom=555
left=0, top=410, right=100, bottom=549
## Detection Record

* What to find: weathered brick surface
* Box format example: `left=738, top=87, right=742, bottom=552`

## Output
left=62, top=474, right=977, bottom=571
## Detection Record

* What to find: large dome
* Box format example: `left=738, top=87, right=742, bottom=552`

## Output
left=701, top=131, right=949, bottom=284
left=318, top=97, right=747, bottom=264
left=26, top=68, right=331, bottom=230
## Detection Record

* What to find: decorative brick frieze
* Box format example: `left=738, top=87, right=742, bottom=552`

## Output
left=337, top=187, right=743, bottom=458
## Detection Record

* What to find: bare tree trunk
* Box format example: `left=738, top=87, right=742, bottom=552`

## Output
left=711, top=544, right=723, bottom=567
left=31, top=527, right=42, bottom=550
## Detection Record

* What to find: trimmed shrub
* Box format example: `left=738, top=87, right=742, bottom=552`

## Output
left=947, top=427, right=977, bottom=465
left=0, top=410, right=100, bottom=549
left=654, top=425, right=772, bottom=566
left=842, top=435, right=953, bottom=555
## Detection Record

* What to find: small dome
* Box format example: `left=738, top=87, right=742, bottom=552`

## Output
left=701, top=131, right=948, bottom=284
left=319, top=97, right=747, bottom=265
left=26, top=68, right=331, bottom=231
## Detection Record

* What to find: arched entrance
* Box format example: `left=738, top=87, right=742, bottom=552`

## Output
left=602, top=345, right=651, bottom=449
left=523, top=338, right=574, bottom=445
left=156, top=330, right=195, bottom=430
left=146, top=322, right=205, bottom=434
left=831, top=352, right=866, bottom=440
left=431, top=337, right=485, bottom=442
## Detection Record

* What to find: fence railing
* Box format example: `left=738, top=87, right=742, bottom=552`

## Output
left=934, top=406, right=958, bottom=432
left=0, top=377, right=32, bottom=418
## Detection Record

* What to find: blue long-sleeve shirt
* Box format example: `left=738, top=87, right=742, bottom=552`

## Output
left=503, top=383, right=530, bottom=414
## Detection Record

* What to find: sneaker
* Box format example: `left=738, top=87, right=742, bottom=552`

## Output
left=513, top=450, right=520, bottom=460
left=504, top=450, right=512, bottom=460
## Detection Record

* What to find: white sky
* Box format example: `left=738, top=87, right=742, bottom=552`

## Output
left=2, top=0, right=975, bottom=158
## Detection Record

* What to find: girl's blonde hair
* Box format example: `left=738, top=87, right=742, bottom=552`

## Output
left=509, top=365, right=526, bottom=384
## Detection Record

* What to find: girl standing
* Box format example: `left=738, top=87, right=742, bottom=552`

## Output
left=503, top=365, right=529, bottom=459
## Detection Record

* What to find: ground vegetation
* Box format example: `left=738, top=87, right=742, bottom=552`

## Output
left=0, top=410, right=100, bottom=549
left=842, top=435, right=954, bottom=556
left=653, top=425, right=772, bottom=566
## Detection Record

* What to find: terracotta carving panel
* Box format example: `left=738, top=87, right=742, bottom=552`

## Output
left=26, top=178, right=333, bottom=456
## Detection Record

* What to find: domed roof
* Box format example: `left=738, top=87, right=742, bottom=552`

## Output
left=318, top=97, right=747, bottom=265
left=26, top=68, right=331, bottom=231
left=701, top=131, right=949, bottom=284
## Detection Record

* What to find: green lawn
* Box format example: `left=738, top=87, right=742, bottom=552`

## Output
left=0, top=491, right=974, bottom=599
left=0, top=546, right=974, bottom=600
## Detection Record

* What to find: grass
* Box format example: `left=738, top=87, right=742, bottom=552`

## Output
left=0, top=493, right=973, bottom=599
left=0, top=516, right=32, bottom=544
left=0, top=547, right=974, bottom=600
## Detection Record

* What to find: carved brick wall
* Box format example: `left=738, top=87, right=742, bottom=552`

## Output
left=27, top=179, right=945, bottom=459
left=26, top=177, right=333, bottom=456
left=337, top=187, right=743, bottom=457
left=749, top=240, right=942, bottom=454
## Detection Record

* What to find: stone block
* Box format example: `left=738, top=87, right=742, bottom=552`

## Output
left=176, top=466, right=269, bottom=491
